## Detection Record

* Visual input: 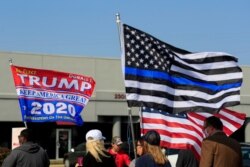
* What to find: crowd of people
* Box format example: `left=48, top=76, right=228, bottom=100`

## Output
left=1, top=116, right=244, bottom=167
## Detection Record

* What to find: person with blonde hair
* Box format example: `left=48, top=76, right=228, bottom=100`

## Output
left=81, top=129, right=115, bottom=167
left=135, top=130, right=171, bottom=167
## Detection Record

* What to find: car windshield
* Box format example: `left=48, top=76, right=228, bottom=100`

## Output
left=241, top=145, right=250, bottom=167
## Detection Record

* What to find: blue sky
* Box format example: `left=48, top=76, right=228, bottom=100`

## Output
left=0, top=0, right=249, bottom=65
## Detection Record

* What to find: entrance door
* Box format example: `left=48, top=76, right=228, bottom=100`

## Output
left=56, top=129, right=72, bottom=159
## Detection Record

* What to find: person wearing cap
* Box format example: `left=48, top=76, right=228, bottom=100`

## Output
left=2, top=128, right=50, bottom=167
left=135, top=130, right=171, bottom=167
left=82, top=129, right=116, bottom=167
left=108, top=136, right=131, bottom=167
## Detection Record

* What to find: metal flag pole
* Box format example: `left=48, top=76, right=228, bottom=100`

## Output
left=115, top=13, right=137, bottom=159
left=9, top=58, right=13, bottom=65
left=9, top=59, right=28, bottom=128
left=116, top=13, right=122, bottom=50
left=128, top=107, right=137, bottom=159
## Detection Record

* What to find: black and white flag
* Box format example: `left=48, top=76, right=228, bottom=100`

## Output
left=121, top=24, right=243, bottom=113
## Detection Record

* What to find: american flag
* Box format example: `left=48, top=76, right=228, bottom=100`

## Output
left=121, top=24, right=243, bottom=114
left=140, top=107, right=246, bottom=158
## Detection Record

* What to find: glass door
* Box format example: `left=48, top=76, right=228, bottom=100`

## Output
left=56, top=129, right=72, bottom=159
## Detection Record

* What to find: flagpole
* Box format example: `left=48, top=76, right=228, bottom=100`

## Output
left=9, top=59, right=28, bottom=129
left=139, top=107, right=143, bottom=133
left=9, top=58, right=13, bottom=65
left=115, top=13, right=137, bottom=159
left=128, top=107, right=137, bottom=159
left=116, top=13, right=122, bottom=51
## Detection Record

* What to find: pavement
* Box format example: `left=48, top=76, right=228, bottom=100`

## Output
left=50, top=159, right=64, bottom=167
left=50, top=165, right=64, bottom=167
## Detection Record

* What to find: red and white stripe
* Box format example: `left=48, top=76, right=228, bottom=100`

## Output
left=188, top=108, right=246, bottom=136
left=140, top=108, right=246, bottom=159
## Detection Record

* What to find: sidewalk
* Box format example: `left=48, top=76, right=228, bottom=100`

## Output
left=50, top=159, right=64, bottom=167
left=50, top=165, right=64, bottom=167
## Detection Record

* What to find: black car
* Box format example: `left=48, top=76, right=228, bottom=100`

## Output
left=64, top=143, right=86, bottom=167
left=241, top=143, right=250, bottom=167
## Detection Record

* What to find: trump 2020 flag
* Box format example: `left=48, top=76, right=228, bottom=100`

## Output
left=11, top=65, right=95, bottom=126
left=121, top=24, right=243, bottom=114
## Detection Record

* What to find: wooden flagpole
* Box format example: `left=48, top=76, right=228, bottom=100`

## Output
left=116, top=13, right=137, bottom=159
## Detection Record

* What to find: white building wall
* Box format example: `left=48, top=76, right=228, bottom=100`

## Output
left=0, top=51, right=249, bottom=140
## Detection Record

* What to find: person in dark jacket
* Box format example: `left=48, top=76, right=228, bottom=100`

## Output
left=2, top=128, right=50, bottom=167
left=176, top=149, right=198, bottom=167
left=82, top=129, right=116, bottom=167
left=135, top=130, right=171, bottom=167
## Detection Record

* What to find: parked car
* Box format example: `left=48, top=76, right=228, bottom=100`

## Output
left=63, top=143, right=86, bottom=167
left=241, top=142, right=250, bottom=167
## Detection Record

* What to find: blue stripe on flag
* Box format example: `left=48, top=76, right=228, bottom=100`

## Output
left=125, top=67, right=241, bottom=92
